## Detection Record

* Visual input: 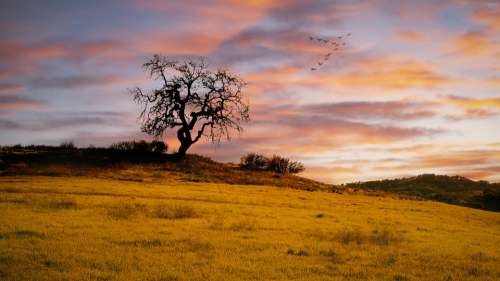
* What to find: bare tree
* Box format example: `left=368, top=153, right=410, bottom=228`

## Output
left=131, top=55, right=249, bottom=157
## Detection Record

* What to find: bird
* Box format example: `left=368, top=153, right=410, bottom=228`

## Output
left=306, top=33, right=350, bottom=71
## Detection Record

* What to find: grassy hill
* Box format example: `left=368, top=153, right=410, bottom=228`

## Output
left=1, top=147, right=499, bottom=212
left=1, top=175, right=499, bottom=281
left=345, top=174, right=500, bottom=211
left=0, top=146, right=331, bottom=192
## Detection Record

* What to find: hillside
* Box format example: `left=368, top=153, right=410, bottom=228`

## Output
left=0, top=146, right=331, bottom=192
left=2, top=147, right=500, bottom=212
left=345, top=174, right=500, bottom=211
left=1, top=175, right=499, bottom=281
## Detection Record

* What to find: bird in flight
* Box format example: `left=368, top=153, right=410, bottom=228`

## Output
left=307, top=33, right=350, bottom=71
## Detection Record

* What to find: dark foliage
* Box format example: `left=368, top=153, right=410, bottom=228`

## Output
left=131, top=55, right=249, bottom=157
left=239, top=153, right=268, bottom=171
left=59, top=141, right=76, bottom=150
left=240, top=153, right=305, bottom=174
left=109, top=140, right=167, bottom=154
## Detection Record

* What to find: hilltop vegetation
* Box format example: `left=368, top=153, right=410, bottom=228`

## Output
left=0, top=143, right=330, bottom=192
left=345, top=174, right=500, bottom=212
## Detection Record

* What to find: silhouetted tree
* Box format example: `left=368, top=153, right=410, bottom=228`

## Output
left=131, top=55, right=249, bottom=157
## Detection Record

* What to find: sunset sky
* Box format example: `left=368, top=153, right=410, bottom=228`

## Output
left=0, top=0, right=499, bottom=183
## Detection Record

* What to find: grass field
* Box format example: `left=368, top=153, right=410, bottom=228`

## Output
left=1, top=176, right=499, bottom=281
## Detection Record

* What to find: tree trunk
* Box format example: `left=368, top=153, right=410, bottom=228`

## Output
left=176, top=141, right=191, bottom=157
left=175, top=127, right=192, bottom=158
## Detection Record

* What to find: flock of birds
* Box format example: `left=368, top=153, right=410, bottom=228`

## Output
left=308, top=33, right=351, bottom=71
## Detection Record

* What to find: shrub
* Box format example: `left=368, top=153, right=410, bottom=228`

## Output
left=109, top=140, right=167, bottom=154
left=240, top=153, right=305, bottom=174
left=240, top=153, right=269, bottom=170
left=107, top=203, right=147, bottom=220
left=154, top=204, right=196, bottom=219
left=150, top=140, right=167, bottom=153
left=59, top=141, right=76, bottom=150
left=267, top=155, right=305, bottom=174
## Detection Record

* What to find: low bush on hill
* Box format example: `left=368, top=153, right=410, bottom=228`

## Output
left=109, top=140, right=167, bottom=154
left=240, top=153, right=305, bottom=174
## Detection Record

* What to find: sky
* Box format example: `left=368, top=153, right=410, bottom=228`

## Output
left=0, top=0, right=499, bottom=184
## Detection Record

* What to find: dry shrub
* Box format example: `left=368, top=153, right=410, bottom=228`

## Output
left=46, top=199, right=78, bottom=210
left=337, top=229, right=366, bottom=245
left=109, top=140, right=167, bottom=154
left=107, top=202, right=147, bottom=220
left=229, top=219, right=257, bottom=231
left=287, top=248, right=310, bottom=256
left=240, top=153, right=268, bottom=171
left=371, top=228, right=400, bottom=245
left=154, top=204, right=196, bottom=220
left=240, top=153, right=305, bottom=174
left=337, top=228, right=401, bottom=246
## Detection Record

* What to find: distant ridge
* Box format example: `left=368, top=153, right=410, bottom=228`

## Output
left=344, top=174, right=500, bottom=212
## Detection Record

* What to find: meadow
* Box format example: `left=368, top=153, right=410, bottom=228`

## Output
left=1, top=175, right=499, bottom=281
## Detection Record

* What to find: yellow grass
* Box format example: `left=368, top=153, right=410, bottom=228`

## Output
left=0, top=176, right=499, bottom=281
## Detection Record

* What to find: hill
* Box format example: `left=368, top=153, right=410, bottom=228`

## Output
left=1, top=146, right=499, bottom=212
left=0, top=146, right=331, bottom=192
left=344, top=174, right=500, bottom=211
left=1, top=175, right=499, bottom=281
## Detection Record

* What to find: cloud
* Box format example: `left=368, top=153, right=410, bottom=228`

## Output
left=385, top=149, right=500, bottom=181
left=301, top=165, right=361, bottom=184
left=394, top=30, right=426, bottom=42
left=0, top=82, right=24, bottom=94
left=0, top=110, right=131, bottom=131
left=302, top=100, right=437, bottom=121
left=472, top=2, right=500, bottom=32
left=30, top=74, right=126, bottom=89
left=0, top=119, right=23, bottom=130
left=131, top=0, right=284, bottom=56
left=287, top=54, right=452, bottom=91
left=443, top=95, right=500, bottom=109
left=0, top=39, right=130, bottom=79
left=451, top=31, right=500, bottom=58
left=445, top=109, right=497, bottom=121
left=0, top=95, right=45, bottom=110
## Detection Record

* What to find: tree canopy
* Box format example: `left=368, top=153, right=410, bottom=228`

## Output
left=131, top=55, right=249, bottom=156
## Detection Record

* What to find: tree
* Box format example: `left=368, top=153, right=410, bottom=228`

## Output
left=131, top=55, right=249, bottom=157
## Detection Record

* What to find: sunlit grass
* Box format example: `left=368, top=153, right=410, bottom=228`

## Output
left=0, top=176, right=499, bottom=280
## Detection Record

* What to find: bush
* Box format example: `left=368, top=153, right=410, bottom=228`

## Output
left=240, top=153, right=305, bottom=174
left=267, top=155, right=305, bottom=174
left=110, top=140, right=167, bottom=154
left=154, top=204, right=196, bottom=219
left=240, top=153, right=268, bottom=170
left=150, top=140, right=167, bottom=153
left=59, top=141, right=76, bottom=150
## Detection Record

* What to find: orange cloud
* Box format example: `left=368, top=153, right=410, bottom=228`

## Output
left=131, top=0, right=284, bottom=55
left=444, top=95, right=500, bottom=109
left=452, top=31, right=499, bottom=57
left=394, top=30, right=426, bottom=42
left=445, top=109, right=497, bottom=121
left=472, top=3, right=500, bottom=32
left=301, top=166, right=360, bottom=184
left=303, top=58, right=449, bottom=90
